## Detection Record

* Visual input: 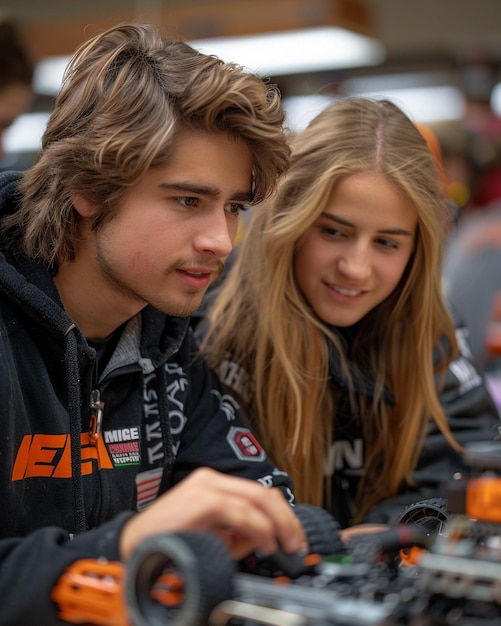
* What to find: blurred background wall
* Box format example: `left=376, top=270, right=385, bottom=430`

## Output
left=2, top=0, right=501, bottom=173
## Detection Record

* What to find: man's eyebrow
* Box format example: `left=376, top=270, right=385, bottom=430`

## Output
left=320, top=211, right=414, bottom=237
left=160, top=182, right=253, bottom=202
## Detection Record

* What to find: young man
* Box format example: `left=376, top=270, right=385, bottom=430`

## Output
left=0, top=23, right=306, bottom=624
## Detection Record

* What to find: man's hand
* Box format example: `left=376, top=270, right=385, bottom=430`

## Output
left=120, top=467, right=308, bottom=561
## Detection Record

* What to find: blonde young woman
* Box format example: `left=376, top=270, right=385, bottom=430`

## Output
left=198, top=98, right=500, bottom=529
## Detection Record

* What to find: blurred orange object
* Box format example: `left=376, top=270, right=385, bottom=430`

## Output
left=51, top=558, right=130, bottom=626
left=416, top=123, right=448, bottom=193
left=485, top=290, right=501, bottom=357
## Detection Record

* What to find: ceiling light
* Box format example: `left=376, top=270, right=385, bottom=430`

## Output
left=283, top=85, right=466, bottom=134
left=3, top=112, right=50, bottom=153
left=491, top=83, right=501, bottom=116
left=361, top=86, right=466, bottom=123
left=341, top=73, right=467, bottom=122
left=189, top=27, right=385, bottom=76
left=283, top=95, right=336, bottom=132
left=33, top=56, right=71, bottom=96
left=32, top=26, right=384, bottom=96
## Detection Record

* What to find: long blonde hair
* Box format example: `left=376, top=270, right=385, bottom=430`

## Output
left=201, top=98, right=459, bottom=522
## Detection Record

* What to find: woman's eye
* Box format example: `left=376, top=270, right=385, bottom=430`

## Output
left=376, top=238, right=399, bottom=250
left=322, top=226, right=344, bottom=237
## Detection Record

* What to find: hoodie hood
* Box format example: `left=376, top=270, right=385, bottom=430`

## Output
left=0, top=171, right=78, bottom=342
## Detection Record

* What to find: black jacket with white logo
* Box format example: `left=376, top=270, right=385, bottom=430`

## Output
left=326, top=316, right=501, bottom=528
left=0, top=172, right=295, bottom=625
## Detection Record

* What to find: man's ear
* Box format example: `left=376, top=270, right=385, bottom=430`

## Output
left=71, top=193, right=95, bottom=218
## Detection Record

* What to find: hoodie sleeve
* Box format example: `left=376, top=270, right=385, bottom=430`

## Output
left=362, top=314, right=501, bottom=527
left=437, top=309, right=501, bottom=433
left=167, top=329, right=296, bottom=505
left=0, top=512, right=133, bottom=625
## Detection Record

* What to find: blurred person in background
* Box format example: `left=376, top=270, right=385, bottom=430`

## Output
left=440, top=64, right=501, bottom=378
left=0, top=18, right=34, bottom=167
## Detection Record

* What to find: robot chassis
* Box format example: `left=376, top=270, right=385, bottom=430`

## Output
left=53, top=441, right=501, bottom=626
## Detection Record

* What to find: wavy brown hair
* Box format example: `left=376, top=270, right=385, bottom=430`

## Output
left=3, top=23, right=290, bottom=265
left=201, top=97, right=460, bottom=522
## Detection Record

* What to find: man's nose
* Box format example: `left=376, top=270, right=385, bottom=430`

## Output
left=193, top=212, right=234, bottom=259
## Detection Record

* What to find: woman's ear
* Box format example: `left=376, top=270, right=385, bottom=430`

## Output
left=71, top=193, right=95, bottom=218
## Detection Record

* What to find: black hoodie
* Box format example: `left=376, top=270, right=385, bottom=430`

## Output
left=0, top=171, right=295, bottom=625
left=326, top=325, right=501, bottom=528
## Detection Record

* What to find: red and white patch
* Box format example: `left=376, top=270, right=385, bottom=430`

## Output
left=135, top=468, right=164, bottom=511
left=226, top=426, right=265, bottom=462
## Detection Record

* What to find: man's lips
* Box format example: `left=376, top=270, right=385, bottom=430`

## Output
left=176, top=266, right=222, bottom=289
left=181, top=269, right=212, bottom=277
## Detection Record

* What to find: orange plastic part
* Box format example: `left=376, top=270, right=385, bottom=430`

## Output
left=149, top=572, right=185, bottom=608
left=399, top=546, right=424, bottom=567
left=466, top=477, right=501, bottom=523
left=51, top=559, right=130, bottom=626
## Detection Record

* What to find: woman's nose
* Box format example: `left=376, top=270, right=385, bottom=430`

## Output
left=336, top=245, right=372, bottom=281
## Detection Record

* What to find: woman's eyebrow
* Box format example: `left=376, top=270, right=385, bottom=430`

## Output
left=321, top=211, right=414, bottom=237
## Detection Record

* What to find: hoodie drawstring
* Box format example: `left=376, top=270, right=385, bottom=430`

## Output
left=64, top=323, right=87, bottom=535
left=156, top=364, right=175, bottom=471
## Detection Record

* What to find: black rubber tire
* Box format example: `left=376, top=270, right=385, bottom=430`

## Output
left=397, top=497, right=450, bottom=536
left=294, top=504, right=344, bottom=555
left=125, top=532, right=236, bottom=626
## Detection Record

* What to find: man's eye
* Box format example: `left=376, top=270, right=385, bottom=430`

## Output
left=178, top=197, right=198, bottom=208
left=226, top=203, right=249, bottom=217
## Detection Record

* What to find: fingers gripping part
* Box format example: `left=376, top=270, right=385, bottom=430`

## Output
left=51, top=506, right=342, bottom=626
left=240, top=504, right=343, bottom=579
left=294, top=503, right=344, bottom=555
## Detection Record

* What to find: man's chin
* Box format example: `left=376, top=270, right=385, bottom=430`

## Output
left=157, top=297, right=205, bottom=319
